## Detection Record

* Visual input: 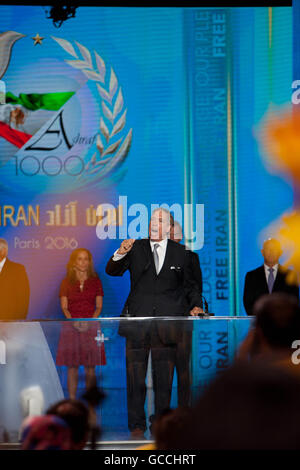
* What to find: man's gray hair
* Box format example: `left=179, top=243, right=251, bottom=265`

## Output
left=151, top=208, right=175, bottom=226
left=0, top=238, right=8, bottom=253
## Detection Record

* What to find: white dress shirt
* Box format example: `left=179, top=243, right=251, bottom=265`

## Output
left=264, top=264, right=278, bottom=284
left=112, top=249, right=127, bottom=262
left=112, top=239, right=168, bottom=274
left=0, top=257, right=6, bottom=273
left=149, top=238, right=168, bottom=274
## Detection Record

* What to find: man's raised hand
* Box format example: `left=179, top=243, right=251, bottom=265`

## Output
left=117, top=239, right=136, bottom=255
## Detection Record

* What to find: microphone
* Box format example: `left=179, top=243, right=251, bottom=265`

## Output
left=198, top=294, right=214, bottom=316
left=202, top=295, right=209, bottom=314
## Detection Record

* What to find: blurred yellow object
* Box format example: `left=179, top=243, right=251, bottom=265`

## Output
left=259, top=107, right=300, bottom=182
left=275, top=211, right=300, bottom=285
left=136, top=442, right=156, bottom=450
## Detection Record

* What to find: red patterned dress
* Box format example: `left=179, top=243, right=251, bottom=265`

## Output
left=56, top=277, right=106, bottom=366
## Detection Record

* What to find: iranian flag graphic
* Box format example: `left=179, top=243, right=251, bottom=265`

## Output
left=0, top=91, right=75, bottom=148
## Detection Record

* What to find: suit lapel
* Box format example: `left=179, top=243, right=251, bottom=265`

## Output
left=0, top=258, right=9, bottom=279
left=141, top=239, right=155, bottom=273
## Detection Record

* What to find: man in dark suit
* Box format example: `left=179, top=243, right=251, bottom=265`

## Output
left=106, top=209, right=203, bottom=438
left=169, top=221, right=203, bottom=408
left=243, top=238, right=299, bottom=316
left=0, top=238, right=30, bottom=319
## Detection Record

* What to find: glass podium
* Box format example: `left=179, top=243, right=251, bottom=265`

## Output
left=0, top=316, right=253, bottom=445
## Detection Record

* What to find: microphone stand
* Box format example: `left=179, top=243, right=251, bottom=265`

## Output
left=198, top=294, right=214, bottom=316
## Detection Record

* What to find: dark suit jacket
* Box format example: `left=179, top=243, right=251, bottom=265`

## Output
left=243, top=265, right=299, bottom=316
left=0, top=258, right=30, bottom=320
left=106, top=239, right=202, bottom=343
left=189, top=251, right=202, bottom=295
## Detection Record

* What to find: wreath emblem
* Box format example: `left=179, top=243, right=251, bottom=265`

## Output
left=52, top=36, right=132, bottom=184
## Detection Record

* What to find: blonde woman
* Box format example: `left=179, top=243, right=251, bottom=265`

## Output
left=56, top=248, right=106, bottom=399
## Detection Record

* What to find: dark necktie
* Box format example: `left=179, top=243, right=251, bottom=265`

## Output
left=268, top=267, right=275, bottom=293
left=153, top=243, right=160, bottom=274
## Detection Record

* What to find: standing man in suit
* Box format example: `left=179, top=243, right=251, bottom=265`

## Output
left=0, top=238, right=30, bottom=319
left=243, top=238, right=299, bottom=316
left=169, top=221, right=203, bottom=408
left=106, top=209, right=203, bottom=439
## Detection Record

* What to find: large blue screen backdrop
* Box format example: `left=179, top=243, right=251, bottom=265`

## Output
left=0, top=6, right=293, bottom=318
left=0, top=4, right=294, bottom=437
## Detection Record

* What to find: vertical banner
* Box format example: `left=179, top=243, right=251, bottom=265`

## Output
left=184, top=8, right=231, bottom=317
left=183, top=8, right=233, bottom=398
left=293, top=0, right=300, bottom=103
left=191, top=319, right=230, bottom=398
left=191, top=318, right=252, bottom=400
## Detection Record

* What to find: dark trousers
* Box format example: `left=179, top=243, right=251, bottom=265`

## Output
left=175, top=329, right=192, bottom=407
left=125, top=325, right=192, bottom=431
